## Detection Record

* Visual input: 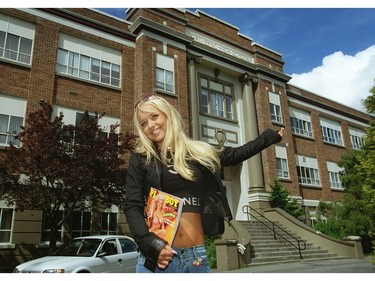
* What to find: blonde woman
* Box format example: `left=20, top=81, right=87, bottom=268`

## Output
left=124, top=94, right=284, bottom=273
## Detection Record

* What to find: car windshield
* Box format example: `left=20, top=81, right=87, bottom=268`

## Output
left=52, top=238, right=102, bottom=257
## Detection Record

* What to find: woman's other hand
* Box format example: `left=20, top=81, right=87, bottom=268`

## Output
left=157, top=244, right=176, bottom=269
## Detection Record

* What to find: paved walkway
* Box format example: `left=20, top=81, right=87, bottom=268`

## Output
left=213, top=257, right=375, bottom=273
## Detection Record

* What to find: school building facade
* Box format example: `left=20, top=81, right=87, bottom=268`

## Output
left=0, top=8, right=371, bottom=271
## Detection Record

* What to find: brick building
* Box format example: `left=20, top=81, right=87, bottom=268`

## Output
left=0, top=8, right=371, bottom=271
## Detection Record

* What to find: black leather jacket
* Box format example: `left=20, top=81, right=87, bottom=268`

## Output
left=123, top=128, right=281, bottom=268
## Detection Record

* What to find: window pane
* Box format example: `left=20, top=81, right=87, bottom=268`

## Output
left=226, top=96, right=232, bottom=119
left=201, top=77, right=208, bottom=87
left=0, top=231, right=10, bottom=242
left=68, top=52, right=79, bottom=76
left=82, top=212, right=91, bottom=230
left=0, top=114, right=9, bottom=133
left=165, top=70, right=173, bottom=92
left=201, top=89, right=208, bottom=113
left=19, top=37, right=32, bottom=63
left=111, top=64, right=120, bottom=86
left=79, top=55, right=90, bottom=79
left=72, top=212, right=81, bottom=230
left=101, top=61, right=110, bottom=84
left=111, top=64, right=120, bottom=79
left=9, top=116, right=23, bottom=134
left=156, top=67, right=164, bottom=90
left=165, top=70, right=173, bottom=84
left=0, top=31, right=5, bottom=50
left=19, top=37, right=32, bottom=55
left=5, top=33, right=19, bottom=60
left=109, top=213, right=117, bottom=231
left=0, top=209, right=13, bottom=229
left=101, top=214, right=108, bottom=230
left=91, top=59, right=100, bottom=81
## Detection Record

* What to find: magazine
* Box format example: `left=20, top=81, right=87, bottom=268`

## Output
left=145, top=187, right=183, bottom=245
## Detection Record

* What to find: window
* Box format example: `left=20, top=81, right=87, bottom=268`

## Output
left=75, top=112, right=108, bottom=141
left=289, top=107, right=313, bottom=137
left=119, top=238, right=138, bottom=253
left=52, top=106, right=120, bottom=137
left=327, top=161, right=344, bottom=190
left=156, top=53, right=174, bottom=93
left=349, top=127, right=365, bottom=150
left=100, top=212, right=117, bottom=235
left=56, top=33, right=121, bottom=87
left=320, top=117, right=343, bottom=146
left=296, top=155, right=320, bottom=186
left=199, top=75, right=234, bottom=120
left=275, top=145, right=289, bottom=179
left=269, top=92, right=282, bottom=123
left=0, top=13, right=34, bottom=65
left=309, top=208, right=317, bottom=227
left=0, top=114, right=23, bottom=146
left=72, top=211, right=91, bottom=238
left=0, top=208, right=13, bottom=243
left=100, top=239, right=118, bottom=256
left=41, top=210, right=63, bottom=243
left=0, top=94, right=26, bottom=147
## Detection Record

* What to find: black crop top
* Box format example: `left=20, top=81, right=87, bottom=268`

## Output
left=161, top=162, right=210, bottom=213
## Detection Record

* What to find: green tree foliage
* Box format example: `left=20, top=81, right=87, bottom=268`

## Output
left=268, top=179, right=303, bottom=219
left=315, top=149, right=375, bottom=253
left=0, top=103, right=136, bottom=252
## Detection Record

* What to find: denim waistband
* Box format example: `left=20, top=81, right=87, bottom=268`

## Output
left=172, top=244, right=206, bottom=254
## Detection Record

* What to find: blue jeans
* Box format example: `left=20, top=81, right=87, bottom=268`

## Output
left=136, top=245, right=211, bottom=273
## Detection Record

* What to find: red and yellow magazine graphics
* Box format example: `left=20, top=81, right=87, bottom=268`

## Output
left=145, top=187, right=183, bottom=245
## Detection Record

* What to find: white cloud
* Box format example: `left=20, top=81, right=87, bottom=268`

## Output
left=289, top=45, right=375, bottom=112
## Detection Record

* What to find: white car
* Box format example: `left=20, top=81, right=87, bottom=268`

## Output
left=13, top=235, right=138, bottom=273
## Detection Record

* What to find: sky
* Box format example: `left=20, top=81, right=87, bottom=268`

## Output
left=95, top=5, right=375, bottom=113
left=6, top=1, right=374, bottom=113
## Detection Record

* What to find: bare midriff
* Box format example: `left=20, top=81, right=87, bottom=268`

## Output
left=172, top=212, right=205, bottom=248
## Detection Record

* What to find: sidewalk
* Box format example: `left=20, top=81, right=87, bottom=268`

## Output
left=213, top=257, right=375, bottom=273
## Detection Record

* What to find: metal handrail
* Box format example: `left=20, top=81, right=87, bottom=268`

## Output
left=242, top=205, right=306, bottom=259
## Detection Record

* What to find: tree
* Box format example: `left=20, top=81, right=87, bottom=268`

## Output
left=0, top=102, right=136, bottom=252
left=268, top=179, right=303, bottom=219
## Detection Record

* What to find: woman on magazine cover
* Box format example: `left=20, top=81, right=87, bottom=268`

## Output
left=124, top=94, right=284, bottom=273
left=147, top=195, right=167, bottom=240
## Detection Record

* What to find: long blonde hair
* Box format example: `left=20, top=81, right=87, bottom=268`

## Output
left=134, top=95, right=222, bottom=181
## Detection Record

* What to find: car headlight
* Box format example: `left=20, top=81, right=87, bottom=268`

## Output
left=13, top=268, right=20, bottom=273
left=42, top=269, right=65, bottom=273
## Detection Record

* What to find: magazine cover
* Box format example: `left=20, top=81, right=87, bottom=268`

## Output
left=145, top=187, right=183, bottom=245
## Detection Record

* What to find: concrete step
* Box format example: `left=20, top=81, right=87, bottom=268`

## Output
left=249, top=253, right=339, bottom=264
left=237, top=220, right=339, bottom=265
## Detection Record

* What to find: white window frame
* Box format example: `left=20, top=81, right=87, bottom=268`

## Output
left=269, top=92, right=282, bottom=123
left=156, top=53, right=175, bottom=93
left=56, top=33, right=121, bottom=88
left=349, top=127, right=365, bottom=150
left=199, top=74, right=235, bottom=120
left=100, top=212, right=117, bottom=235
left=289, top=107, right=313, bottom=138
left=327, top=161, right=344, bottom=190
left=0, top=94, right=26, bottom=147
left=320, top=117, right=343, bottom=146
left=296, top=155, right=321, bottom=186
left=0, top=204, right=14, bottom=244
left=0, top=13, right=35, bottom=65
left=275, top=145, right=289, bottom=179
